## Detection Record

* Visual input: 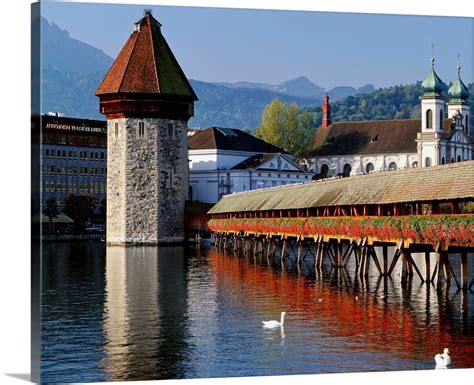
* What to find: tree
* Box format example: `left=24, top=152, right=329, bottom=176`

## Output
left=44, top=198, right=59, bottom=234
left=64, top=194, right=96, bottom=230
left=255, top=98, right=315, bottom=161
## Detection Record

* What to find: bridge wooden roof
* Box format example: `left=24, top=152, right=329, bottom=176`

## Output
left=208, top=161, right=474, bottom=213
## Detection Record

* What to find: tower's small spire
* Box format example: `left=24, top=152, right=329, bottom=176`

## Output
left=431, top=56, right=435, bottom=69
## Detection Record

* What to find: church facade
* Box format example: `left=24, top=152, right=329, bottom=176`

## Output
left=310, top=60, right=473, bottom=178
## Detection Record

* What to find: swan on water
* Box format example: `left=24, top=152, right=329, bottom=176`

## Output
left=262, top=312, right=286, bottom=328
left=434, top=348, right=451, bottom=367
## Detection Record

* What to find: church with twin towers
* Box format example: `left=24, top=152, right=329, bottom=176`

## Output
left=310, top=58, right=473, bottom=177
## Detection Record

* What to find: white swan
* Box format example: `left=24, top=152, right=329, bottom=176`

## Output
left=262, top=312, right=286, bottom=328
left=434, top=348, right=451, bottom=367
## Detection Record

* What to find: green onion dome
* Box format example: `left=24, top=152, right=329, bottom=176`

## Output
left=422, top=58, right=446, bottom=97
left=448, top=66, right=470, bottom=102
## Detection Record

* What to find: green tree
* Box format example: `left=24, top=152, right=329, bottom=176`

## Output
left=64, top=194, right=96, bottom=230
left=44, top=198, right=58, bottom=234
left=255, top=98, right=315, bottom=161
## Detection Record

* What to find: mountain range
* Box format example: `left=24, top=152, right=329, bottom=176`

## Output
left=40, top=17, right=376, bottom=130
left=214, top=77, right=375, bottom=101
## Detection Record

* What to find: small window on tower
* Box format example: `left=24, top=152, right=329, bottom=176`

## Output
left=138, top=121, right=145, bottom=138
left=168, top=122, right=174, bottom=138
left=426, top=109, right=433, bottom=129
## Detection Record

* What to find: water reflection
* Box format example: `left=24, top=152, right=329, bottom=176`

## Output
left=41, top=242, right=474, bottom=383
left=217, top=247, right=474, bottom=369
left=102, top=246, right=192, bottom=381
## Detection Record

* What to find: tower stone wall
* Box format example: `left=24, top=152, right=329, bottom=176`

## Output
left=107, top=117, right=188, bottom=244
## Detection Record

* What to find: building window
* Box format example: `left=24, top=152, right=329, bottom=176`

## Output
left=168, top=122, right=174, bottom=138
left=412, top=161, right=418, bottom=168
left=101, top=152, right=105, bottom=160
left=343, top=163, right=351, bottom=177
left=426, top=109, right=433, bottom=129
left=115, top=122, right=118, bottom=138
left=457, top=155, right=461, bottom=162
left=441, top=157, right=445, bottom=165
left=138, top=121, right=145, bottom=138
left=388, top=162, right=397, bottom=171
left=439, top=110, right=443, bottom=130
left=366, top=163, right=374, bottom=173
left=425, top=157, right=432, bottom=167
left=320, top=164, right=329, bottom=176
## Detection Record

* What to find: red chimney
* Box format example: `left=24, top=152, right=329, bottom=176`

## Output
left=322, top=94, right=331, bottom=128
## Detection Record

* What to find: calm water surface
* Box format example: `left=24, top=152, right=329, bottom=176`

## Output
left=41, top=241, right=474, bottom=383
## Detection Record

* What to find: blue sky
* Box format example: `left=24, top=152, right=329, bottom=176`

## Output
left=41, top=2, right=473, bottom=89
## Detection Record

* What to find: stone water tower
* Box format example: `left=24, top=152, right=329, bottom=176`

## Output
left=96, top=10, right=198, bottom=244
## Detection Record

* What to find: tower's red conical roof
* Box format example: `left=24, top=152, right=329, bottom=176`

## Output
left=96, top=10, right=197, bottom=101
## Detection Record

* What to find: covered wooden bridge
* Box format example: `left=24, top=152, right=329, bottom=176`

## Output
left=207, top=161, right=474, bottom=291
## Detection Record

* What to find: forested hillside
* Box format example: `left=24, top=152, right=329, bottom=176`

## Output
left=307, top=82, right=474, bottom=127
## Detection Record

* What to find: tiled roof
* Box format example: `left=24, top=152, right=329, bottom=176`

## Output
left=188, top=127, right=288, bottom=153
left=96, top=11, right=197, bottom=100
left=231, top=153, right=280, bottom=170
left=310, top=119, right=421, bottom=156
left=208, top=161, right=474, bottom=213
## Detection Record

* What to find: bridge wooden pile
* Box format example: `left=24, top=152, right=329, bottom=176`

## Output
left=207, top=161, right=474, bottom=291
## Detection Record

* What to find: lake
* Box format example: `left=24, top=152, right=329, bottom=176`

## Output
left=41, top=241, right=474, bottom=383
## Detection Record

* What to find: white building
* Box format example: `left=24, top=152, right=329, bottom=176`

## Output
left=188, top=127, right=313, bottom=203
left=310, top=60, right=473, bottom=177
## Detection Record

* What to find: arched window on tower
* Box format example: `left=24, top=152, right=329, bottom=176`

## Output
left=388, top=162, right=397, bottom=171
left=425, top=157, right=432, bottom=167
left=365, top=163, right=374, bottom=173
left=426, top=109, right=433, bottom=129
left=439, top=110, right=443, bottom=130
